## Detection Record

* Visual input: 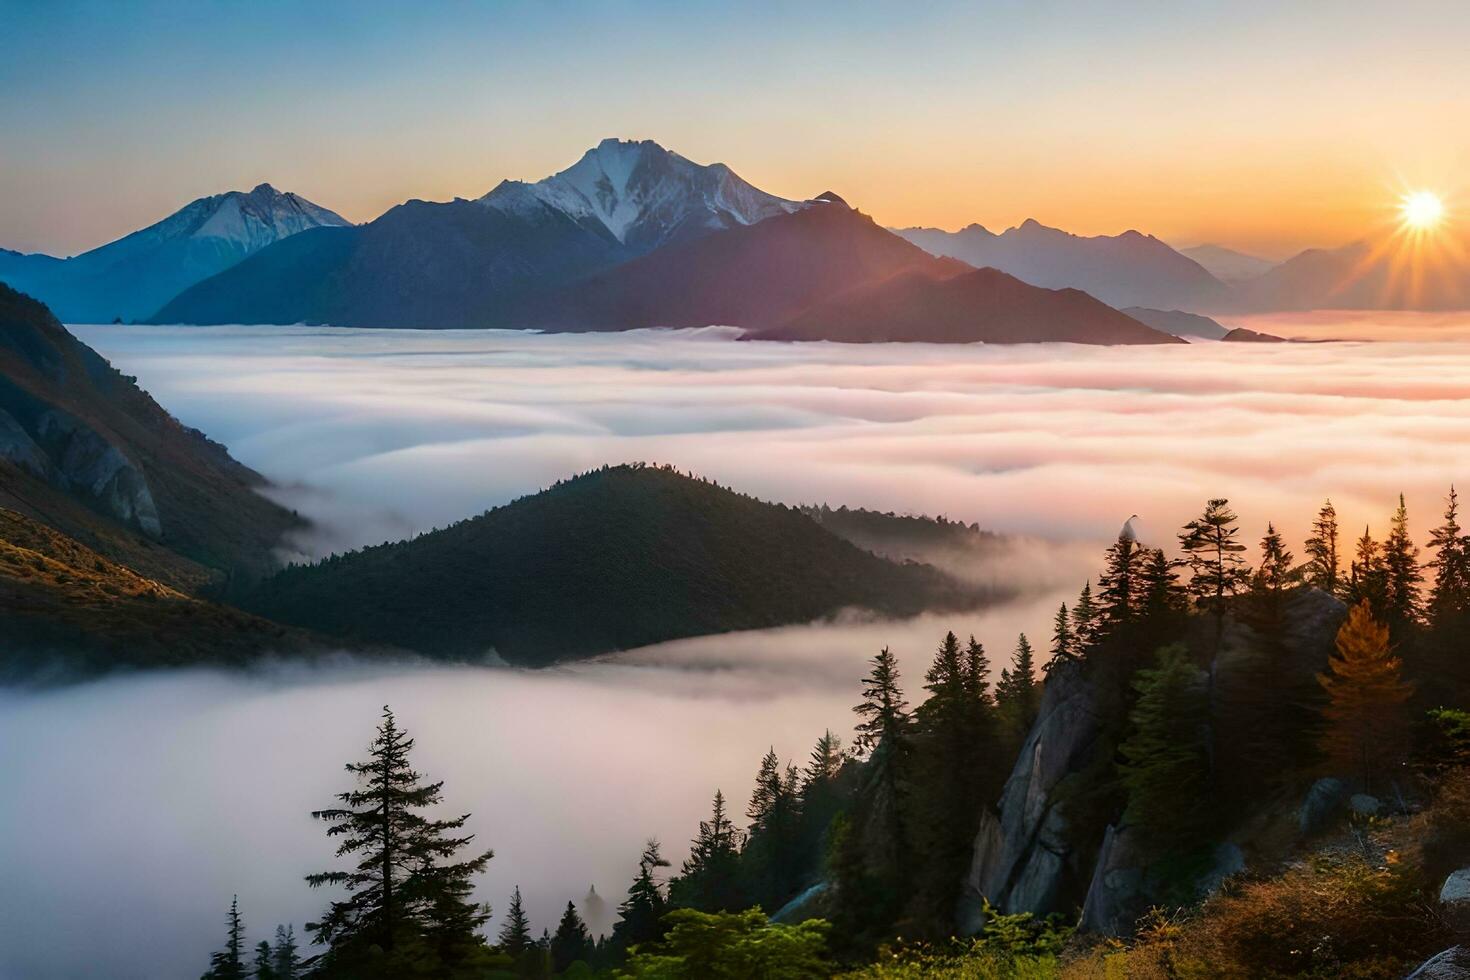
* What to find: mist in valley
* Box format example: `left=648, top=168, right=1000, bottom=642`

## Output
left=10, top=320, right=1470, bottom=976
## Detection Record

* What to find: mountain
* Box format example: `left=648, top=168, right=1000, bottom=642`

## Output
left=1179, top=243, right=1276, bottom=283
left=1221, top=326, right=1287, bottom=342
left=749, top=264, right=1185, bottom=345
left=1232, top=237, right=1470, bottom=311
left=0, top=184, right=349, bottom=323
left=243, top=464, right=986, bottom=666
left=0, top=284, right=298, bottom=587
left=0, top=507, right=321, bottom=677
left=480, top=137, right=799, bottom=253
left=513, top=195, right=975, bottom=332
left=895, top=219, right=1231, bottom=310
left=153, top=139, right=800, bottom=328
left=1120, top=307, right=1230, bottom=340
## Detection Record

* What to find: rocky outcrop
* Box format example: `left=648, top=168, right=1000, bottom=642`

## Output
left=1077, top=824, right=1147, bottom=935
left=962, top=660, right=1110, bottom=928
left=1407, top=946, right=1470, bottom=980
left=1441, top=869, right=1470, bottom=906
left=1298, top=777, right=1349, bottom=835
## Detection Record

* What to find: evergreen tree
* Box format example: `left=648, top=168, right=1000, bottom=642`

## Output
left=1428, top=485, right=1470, bottom=625
left=1253, top=522, right=1294, bottom=596
left=550, top=902, right=593, bottom=973
left=1072, top=581, right=1099, bottom=652
left=797, top=731, right=847, bottom=859
left=1046, top=603, right=1075, bottom=672
left=269, top=925, right=299, bottom=980
left=670, top=790, right=745, bottom=912
left=1304, top=499, right=1342, bottom=596
left=1096, top=535, right=1144, bottom=634
left=1317, top=601, right=1415, bottom=793
left=497, top=886, right=533, bottom=955
left=1137, top=547, right=1188, bottom=626
left=1178, top=498, right=1250, bottom=647
left=253, top=941, right=275, bottom=980
left=1383, top=493, right=1422, bottom=635
left=201, top=896, right=247, bottom=980
left=1348, top=525, right=1388, bottom=614
left=961, top=635, right=993, bottom=708
left=853, top=647, right=909, bottom=758
left=995, top=634, right=1041, bottom=738
left=743, top=750, right=804, bottom=909
left=1118, top=646, right=1212, bottom=851
left=610, top=839, right=671, bottom=955
left=305, top=706, right=492, bottom=974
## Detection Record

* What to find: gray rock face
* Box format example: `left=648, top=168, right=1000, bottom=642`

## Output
left=0, top=407, right=50, bottom=477
left=1441, top=869, right=1470, bottom=906
left=1298, top=777, right=1348, bottom=835
left=964, top=660, right=1107, bottom=919
left=28, top=408, right=162, bottom=537
left=1078, top=824, right=1147, bottom=935
left=1407, top=946, right=1470, bottom=980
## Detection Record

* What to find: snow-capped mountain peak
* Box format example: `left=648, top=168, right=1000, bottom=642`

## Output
left=480, top=138, right=799, bottom=253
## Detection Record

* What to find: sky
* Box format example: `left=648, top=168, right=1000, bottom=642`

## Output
left=3, top=0, right=1468, bottom=258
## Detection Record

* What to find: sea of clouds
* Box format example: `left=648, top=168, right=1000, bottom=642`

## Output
left=6, top=319, right=1470, bottom=977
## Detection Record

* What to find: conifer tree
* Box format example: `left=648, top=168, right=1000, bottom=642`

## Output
left=269, top=925, right=299, bottom=980
left=1304, top=499, right=1341, bottom=596
left=1382, top=493, right=1422, bottom=634
left=1254, top=522, right=1294, bottom=595
left=1317, top=600, right=1415, bottom=793
left=498, top=886, right=533, bottom=955
left=994, top=634, right=1040, bottom=735
left=671, top=789, right=745, bottom=912
left=1137, top=547, right=1187, bottom=625
left=1046, top=603, right=1075, bottom=672
left=1096, top=535, right=1143, bottom=634
left=201, top=896, right=247, bottom=980
left=853, top=647, right=909, bottom=757
left=610, top=839, right=671, bottom=954
left=797, top=731, right=846, bottom=858
left=1072, top=581, right=1099, bottom=652
left=550, top=901, right=594, bottom=973
left=1428, top=485, right=1470, bottom=625
left=253, top=941, right=275, bottom=980
left=1118, top=646, right=1212, bottom=850
left=743, top=750, right=804, bottom=908
left=961, top=635, right=992, bottom=707
left=305, top=706, right=492, bottom=972
left=1348, top=525, right=1388, bottom=614
left=1178, top=498, right=1250, bottom=646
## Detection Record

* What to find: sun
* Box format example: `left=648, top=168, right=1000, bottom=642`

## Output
left=1400, top=190, right=1445, bottom=231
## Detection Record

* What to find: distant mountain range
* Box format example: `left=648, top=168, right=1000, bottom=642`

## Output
left=893, top=220, right=1232, bottom=311
left=6, top=137, right=1467, bottom=336
left=0, top=184, right=348, bottom=323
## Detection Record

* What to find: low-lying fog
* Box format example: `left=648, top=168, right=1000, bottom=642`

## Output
left=7, top=318, right=1470, bottom=977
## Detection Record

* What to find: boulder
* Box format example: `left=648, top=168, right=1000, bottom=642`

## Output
left=1406, top=946, right=1470, bottom=980
left=1348, top=793, right=1380, bottom=817
left=1078, top=824, right=1147, bottom=936
left=1198, top=841, right=1246, bottom=895
left=1298, top=777, right=1348, bottom=836
left=1441, top=869, right=1470, bottom=906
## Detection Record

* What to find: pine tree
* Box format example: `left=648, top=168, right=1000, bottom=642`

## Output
left=1427, top=486, right=1470, bottom=626
left=797, top=731, right=846, bottom=859
left=305, top=706, right=492, bottom=972
left=743, top=750, right=804, bottom=909
left=1072, top=581, right=1099, bottom=652
left=253, top=941, right=275, bottom=980
left=201, top=896, right=247, bottom=980
left=1317, top=600, right=1415, bottom=793
left=1046, top=603, right=1075, bottom=672
left=610, top=839, right=670, bottom=955
left=1254, top=522, right=1294, bottom=594
left=1348, top=525, right=1388, bottom=614
left=1178, top=498, right=1250, bottom=646
left=1118, top=646, right=1212, bottom=850
left=498, top=886, right=533, bottom=955
left=994, top=634, right=1040, bottom=736
left=269, top=925, right=299, bottom=980
left=961, top=635, right=992, bottom=707
left=550, top=901, right=594, bottom=973
left=1382, top=494, right=1422, bottom=635
left=1096, top=535, right=1143, bottom=634
left=1137, top=547, right=1187, bottom=625
left=1304, top=499, right=1341, bottom=595
left=853, top=647, right=909, bottom=757
left=671, top=790, right=745, bottom=912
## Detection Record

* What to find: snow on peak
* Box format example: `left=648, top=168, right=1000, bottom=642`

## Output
left=481, top=139, right=799, bottom=250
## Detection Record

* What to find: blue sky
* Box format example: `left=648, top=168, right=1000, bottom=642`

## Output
left=4, top=0, right=1468, bottom=255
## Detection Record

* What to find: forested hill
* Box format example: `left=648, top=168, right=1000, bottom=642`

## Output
left=244, top=464, right=989, bottom=666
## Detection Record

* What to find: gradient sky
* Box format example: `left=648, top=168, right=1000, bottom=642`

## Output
left=4, top=0, right=1468, bottom=258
